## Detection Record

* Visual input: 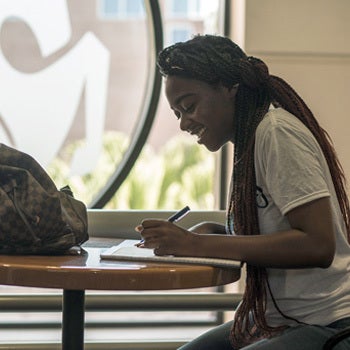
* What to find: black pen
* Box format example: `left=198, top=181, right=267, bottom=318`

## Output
left=167, top=205, right=191, bottom=223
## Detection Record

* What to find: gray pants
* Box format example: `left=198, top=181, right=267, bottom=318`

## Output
left=178, top=317, right=350, bottom=350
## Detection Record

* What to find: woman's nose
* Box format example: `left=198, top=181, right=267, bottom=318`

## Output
left=179, top=115, right=189, bottom=131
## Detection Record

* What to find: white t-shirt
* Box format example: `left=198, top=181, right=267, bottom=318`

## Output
left=254, top=108, right=350, bottom=326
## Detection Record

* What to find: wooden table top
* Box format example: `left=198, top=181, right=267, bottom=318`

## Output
left=0, top=238, right=240, bottom=291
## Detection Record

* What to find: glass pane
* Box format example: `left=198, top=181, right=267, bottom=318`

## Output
left=111, top=0, right=223, bottom=210
left=126, top=0, right=144, bottom=15
left=0, top=0, right=223, bottom=211
left=0, top=0, right=227, bottom=344
left=0, top=0, right=148, bottom=207
left=172, top=0, right=188, bottom=15
left=171, top=28, right=190, bottom=42
left=102, top=0, right=119, bottom=14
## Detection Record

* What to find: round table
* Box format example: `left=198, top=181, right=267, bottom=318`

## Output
left=0, top=240, right=241, bottom=350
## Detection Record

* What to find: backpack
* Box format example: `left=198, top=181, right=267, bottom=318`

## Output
left=0, top=143, right=89, bottom=254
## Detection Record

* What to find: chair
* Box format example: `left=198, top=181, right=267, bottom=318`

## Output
left=323, top=326, right=350, bottom=349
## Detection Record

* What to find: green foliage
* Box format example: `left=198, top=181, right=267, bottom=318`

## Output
left=48, top=131, right=215, bottom=210
left=157, top=134, right=215, bottom=209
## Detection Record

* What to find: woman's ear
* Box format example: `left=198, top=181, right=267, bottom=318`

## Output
left=228, top=83, right=239, bottom=98
left=231, top=83, right=239, bottom=93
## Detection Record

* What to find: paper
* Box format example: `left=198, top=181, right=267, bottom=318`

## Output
left=100, top=240, right=241, bottom=268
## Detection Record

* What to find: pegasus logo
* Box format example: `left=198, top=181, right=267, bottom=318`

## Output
left=0, top=0, right=110, bottom=175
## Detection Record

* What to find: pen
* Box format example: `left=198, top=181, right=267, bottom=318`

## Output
left=167, top=205, right=191, bottom=223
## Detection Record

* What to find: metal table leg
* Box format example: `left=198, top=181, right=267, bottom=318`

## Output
left=62, top=289, right=85, bottom=350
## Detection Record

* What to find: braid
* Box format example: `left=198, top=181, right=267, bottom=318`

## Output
left=157, top=35, right=245, bottom=88
left=157, top=34, right=350, bottom=349
left=228, top=58, right=281, bottom=347
left=269, top=76, right=350, bottom=242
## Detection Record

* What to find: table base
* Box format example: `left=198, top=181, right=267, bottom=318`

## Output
left=62, top=290, right=85, bottom=350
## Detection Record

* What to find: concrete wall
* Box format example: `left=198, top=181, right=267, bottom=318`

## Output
left=231, top=0, right=350, bottom=180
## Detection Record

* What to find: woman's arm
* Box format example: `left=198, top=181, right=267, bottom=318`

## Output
left=139, top=197, right=335, bottom=269
left=189, top=221, right=227, bottom=235
left=197, top=197, right=335, bottom=268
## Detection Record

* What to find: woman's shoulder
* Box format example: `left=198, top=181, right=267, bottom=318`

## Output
left=260, top=107, right=299, bottom=127
left=257, top=107, right=311, bottom=139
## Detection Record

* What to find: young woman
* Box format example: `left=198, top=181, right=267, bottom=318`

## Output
left=137, top=35, right=350, bottom=349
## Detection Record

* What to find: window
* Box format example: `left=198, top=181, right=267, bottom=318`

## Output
left=170, top=27, right=191, bottom=43
left=102, top=0, right=118, bottom=14
left=171, top=0, right=188, bottom=16
left=168, top=0, right=201, bottom=18
left=98, top=0, right=145, bottom=19
left=0, top=0, right=229, bottom=345
left=0, top=0, right=223, bottom=210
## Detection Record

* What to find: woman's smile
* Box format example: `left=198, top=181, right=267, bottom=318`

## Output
left=187, top=125, right=207, bottom=143
left=165, top=75, right=237, bottom=151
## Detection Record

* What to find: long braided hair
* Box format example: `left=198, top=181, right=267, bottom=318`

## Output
left=157, top=34, right=350, bottom=348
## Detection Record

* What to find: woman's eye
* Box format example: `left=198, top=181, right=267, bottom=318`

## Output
left=174, top=111, right=181, bottom=120
left=183, top=104, right=194, bottom=113
left=172, top=103, right=194, bottom=120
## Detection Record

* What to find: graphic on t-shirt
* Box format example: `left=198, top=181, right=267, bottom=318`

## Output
left=256, top=186, right=268, bottom=208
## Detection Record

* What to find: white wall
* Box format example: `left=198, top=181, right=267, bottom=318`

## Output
left=225, top=0, right=350, bottom=299
left=231, top=0, right=350, bottom=181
